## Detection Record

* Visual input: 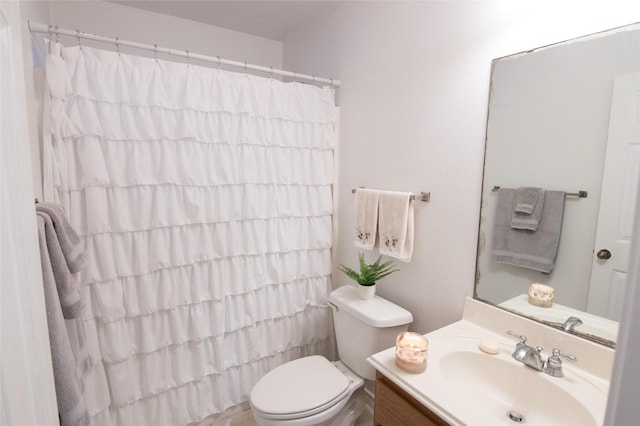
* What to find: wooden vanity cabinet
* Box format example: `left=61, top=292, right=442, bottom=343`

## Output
left=374, top=371, right=449, bottom=426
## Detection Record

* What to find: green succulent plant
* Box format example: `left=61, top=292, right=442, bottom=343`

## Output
left=339, top=252, right=399, bottom=286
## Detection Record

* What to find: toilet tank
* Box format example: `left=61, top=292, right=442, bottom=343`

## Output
left=329, top=285, right=413, bottom=380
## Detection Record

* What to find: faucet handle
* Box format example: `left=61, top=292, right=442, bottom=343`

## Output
left=507, top=331, right=533, bottom=362
left=506, top=330, right=527, bottom=344
left=544, top=348, right=577, bottom=378
left=550, top=348, right=577, bottom=363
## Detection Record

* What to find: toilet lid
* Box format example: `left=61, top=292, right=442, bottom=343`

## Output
left=250, top=355, right=350, bottom=417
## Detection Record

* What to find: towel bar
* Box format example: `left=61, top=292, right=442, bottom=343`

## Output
left=351, top=188, right=430, bottom=202
left=491, top=186, right=587, bottom=198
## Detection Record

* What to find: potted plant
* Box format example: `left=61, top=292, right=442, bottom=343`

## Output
left=339, top=252, right=398, bottom=299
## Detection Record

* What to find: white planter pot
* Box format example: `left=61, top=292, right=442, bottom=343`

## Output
left=358, top=284, right=376, bottom=300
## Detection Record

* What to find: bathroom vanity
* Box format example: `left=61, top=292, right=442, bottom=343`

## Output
left=373, top=370, right=446, bottom=426
left=367, top=298, right=614, bottom=426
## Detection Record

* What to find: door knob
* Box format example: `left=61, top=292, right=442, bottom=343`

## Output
left=597, top=249, right=612, bottom=260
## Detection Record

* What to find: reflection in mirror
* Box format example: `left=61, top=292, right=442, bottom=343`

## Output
left=476, top=23, right=640, bottom=348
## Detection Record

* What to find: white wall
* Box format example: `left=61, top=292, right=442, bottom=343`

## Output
left=18, top=0, right=50, bottom=200
left=47, top=0, right=282, bottom=67
left=283, top=1, right=640, bottom=334
left=1, top=2, right=57, bottom=423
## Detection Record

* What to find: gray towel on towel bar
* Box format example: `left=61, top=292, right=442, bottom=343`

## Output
left=36, top=202, right=88, bottom=273
left=492, top=189, right=566, bottom=273
left=37, top=215, right=90, bottom=426
left=511, top=187, right=545, bottom=231
left=36, top=211, right=85, bottom=319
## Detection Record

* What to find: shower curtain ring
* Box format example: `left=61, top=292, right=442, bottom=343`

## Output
left=115, top=36, right=120, bottom=55
left=185, top=49, right=189, bottom=64
left=154, top=44, right=158, bottom=62
left=244, top=61, right=248, bottom=73
left=55, top=25, right=59, bottom=43
left=216, top=56, right=221, bottom=70
left=76, top=29, right=81, bottom=49
left=270, top=66, right=274, bottom=80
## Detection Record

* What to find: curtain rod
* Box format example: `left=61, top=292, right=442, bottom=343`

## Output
left=28, top=21, right=341, bottom=87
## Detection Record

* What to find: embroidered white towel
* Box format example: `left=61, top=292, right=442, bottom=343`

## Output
left=378, top=191, right=414, bottom=262
left=354, top=188, right=380, bottom=250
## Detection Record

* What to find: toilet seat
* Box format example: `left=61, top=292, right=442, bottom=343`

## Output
left=250, top=355, right=351, bottom=420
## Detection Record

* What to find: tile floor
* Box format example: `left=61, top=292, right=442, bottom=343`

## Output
left=204, top=401, right=374, bottom=426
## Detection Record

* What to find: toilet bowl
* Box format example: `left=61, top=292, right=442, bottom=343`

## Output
left=249, top=286, right=413, bottom=426
left=250, top=356, right=364, bottom=426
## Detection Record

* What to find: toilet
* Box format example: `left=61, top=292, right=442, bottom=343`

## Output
left=249, top=285, right=413, bottom=426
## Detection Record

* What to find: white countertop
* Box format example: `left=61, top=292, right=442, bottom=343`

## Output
left=367, top=298, right=613, bottom=426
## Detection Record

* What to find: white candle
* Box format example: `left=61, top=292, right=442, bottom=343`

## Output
left=395, top=332, right=428, bottom=374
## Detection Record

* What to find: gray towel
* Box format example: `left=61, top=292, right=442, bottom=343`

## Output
left=37, top=211, right=85, bottom=319
left=492, top=189, right=566, bottom=273
left=36, top=202, right=87, bottom=273
left=511, top=187, right=545, bottom=231
left=37, top=216, right=90, bottom=426
left=514, top=187, right=541, bottom=214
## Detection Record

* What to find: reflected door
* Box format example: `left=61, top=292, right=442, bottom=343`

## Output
left=587, top=73, right=640, bottom=321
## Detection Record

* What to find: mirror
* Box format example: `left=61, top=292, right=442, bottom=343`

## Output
left=476, top=23, right=640, bottom=348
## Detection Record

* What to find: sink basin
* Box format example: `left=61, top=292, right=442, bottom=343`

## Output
left=439, top=351, right=597, bottom=425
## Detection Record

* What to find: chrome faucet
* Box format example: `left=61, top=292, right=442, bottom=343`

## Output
left=506, top=331, right=577, bottom=378
left=506, top=331, right=536, bottom=362
left=523, top=346, right=544, bottom=371
left=563, top=316, right=583, bottom=332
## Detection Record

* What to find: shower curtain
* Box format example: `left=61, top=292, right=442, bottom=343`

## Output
left=43, top=41, right=337, bottom=425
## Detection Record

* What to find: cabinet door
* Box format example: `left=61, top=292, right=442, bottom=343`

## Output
left=374, top=371, right=449, bottom=426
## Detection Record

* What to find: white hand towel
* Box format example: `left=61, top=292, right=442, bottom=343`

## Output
left=354, top=188, right=380, bottom=250
left=378, top=191, right=414, bottom=262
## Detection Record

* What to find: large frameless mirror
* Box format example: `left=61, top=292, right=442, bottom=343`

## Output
left=475, top=23, right=640, bottom=348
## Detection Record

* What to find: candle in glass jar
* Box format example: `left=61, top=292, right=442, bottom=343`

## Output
left=395, top=332, right=428, bottom=374
left=528, top=283, right=554, bottom=308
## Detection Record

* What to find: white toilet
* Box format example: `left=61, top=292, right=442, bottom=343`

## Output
left=249, top=285, right=413, bottom=426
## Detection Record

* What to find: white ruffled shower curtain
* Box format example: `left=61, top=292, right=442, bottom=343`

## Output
left=43, top=41, right=337, bottom=425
